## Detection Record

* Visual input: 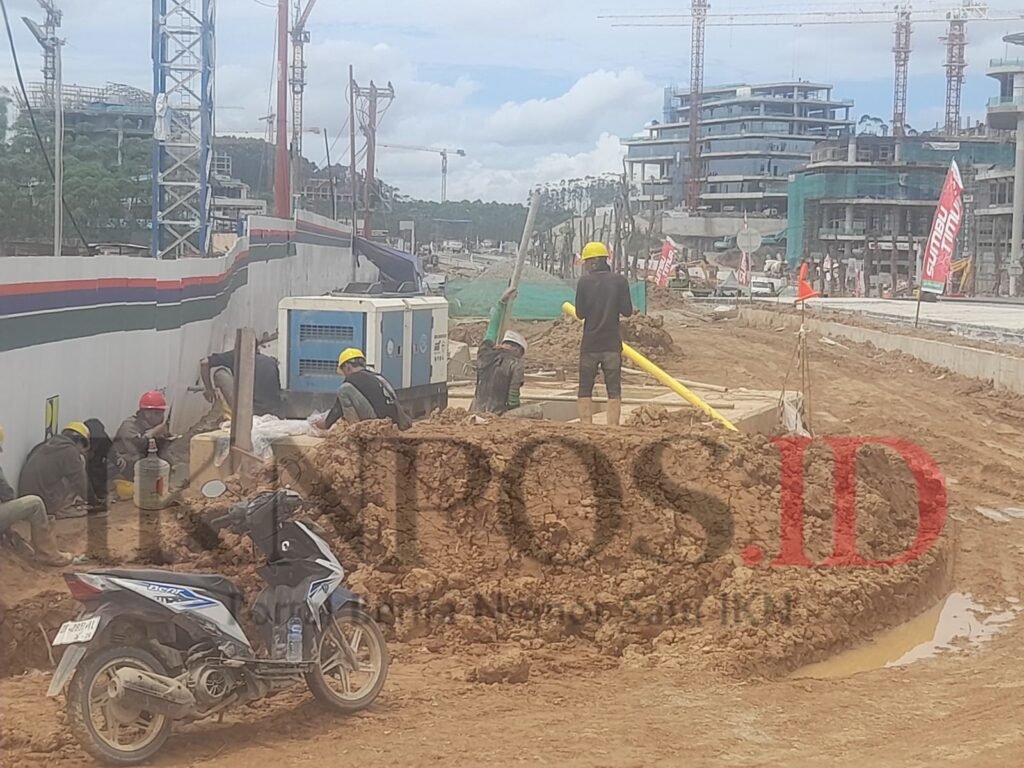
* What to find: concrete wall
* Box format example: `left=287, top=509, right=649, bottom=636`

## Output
left=0, top=211, right=377, bottom=480
left=740, top=307, right=1024, bottom=393
left=663, top=212, right=788, bottom=240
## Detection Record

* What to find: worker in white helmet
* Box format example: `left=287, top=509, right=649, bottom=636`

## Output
left=0, top=424, right=72, bottom=566
left=471, top=287, right=541, bottom=418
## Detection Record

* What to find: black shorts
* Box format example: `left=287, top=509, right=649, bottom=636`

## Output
left=579, top=350, right=623, bottom=399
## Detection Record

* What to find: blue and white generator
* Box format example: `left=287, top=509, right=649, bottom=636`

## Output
left=278, top=293, right=450, bottom=418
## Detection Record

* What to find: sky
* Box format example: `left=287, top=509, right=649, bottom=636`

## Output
left=1, top=0, right=1022, bottom=203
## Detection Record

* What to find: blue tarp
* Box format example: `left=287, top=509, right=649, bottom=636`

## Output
left=354, top=237, right=422, bottom=287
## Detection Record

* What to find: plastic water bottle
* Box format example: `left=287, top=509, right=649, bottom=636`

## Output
left=286, top=618, right=303, bottom=663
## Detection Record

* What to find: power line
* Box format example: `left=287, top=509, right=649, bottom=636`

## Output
left=0, top=0, right=94, bottom=253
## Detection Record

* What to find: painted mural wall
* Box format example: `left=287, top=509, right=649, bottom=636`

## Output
left=0, top=211, right=377, bottom=480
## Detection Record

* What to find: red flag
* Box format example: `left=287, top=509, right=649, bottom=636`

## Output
left=738, top=251, right=750, bottom=287
left=655, top=240, right=675, bottom=288
left=920, top=161, right=964, bottom=295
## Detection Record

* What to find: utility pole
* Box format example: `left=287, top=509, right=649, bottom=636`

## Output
left=892, top=3, right=912, bottom=137
left=274, top=0, right=291, bottom=218
left=685, top=0, right=708, bottom=211
left=349, top=65, right=358, bottom=233
left=351, top=78, right=395, bottom=238
left=23, top=1, right=63, bottom=257
left=323, top=128, right=337, bottom=221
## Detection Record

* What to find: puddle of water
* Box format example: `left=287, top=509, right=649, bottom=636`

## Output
left=792, top=593, right=1019, bottom=680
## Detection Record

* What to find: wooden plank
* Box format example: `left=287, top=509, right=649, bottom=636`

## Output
left=229, top=328, right=257, bottom=467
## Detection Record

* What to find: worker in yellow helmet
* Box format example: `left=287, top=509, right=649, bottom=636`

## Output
left=575, top=241, right=633, bottom=426
left=17, top=422, right=92, bottom=521
left=0, top=423, right=72, bottom=565
left=314, top=348, right=412, bottom=431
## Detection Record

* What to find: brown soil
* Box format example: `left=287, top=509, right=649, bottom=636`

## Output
left=4, top=309, right=1024, bottom=767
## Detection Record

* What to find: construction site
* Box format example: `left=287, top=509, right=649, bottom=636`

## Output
left=2, top=1, right=1024, bottom=767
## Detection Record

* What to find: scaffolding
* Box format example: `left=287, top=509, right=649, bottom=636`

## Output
left=151, top=0, right=215, bottom=259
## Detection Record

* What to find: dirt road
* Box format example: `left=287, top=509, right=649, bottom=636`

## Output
left=4, top=310, right=1024, bottom=767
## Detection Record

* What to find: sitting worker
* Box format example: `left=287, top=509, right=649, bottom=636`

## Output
left=318, top=348, right=412, bottom=431
left=110, top=391, right=173, bottom=482
left=200, top=340, right=284, bottom=417
left=17, top=422, right=91, bottom=521
left=470, top=287, right=541, bottom=418
left=0, top=424, right=72, bottom=566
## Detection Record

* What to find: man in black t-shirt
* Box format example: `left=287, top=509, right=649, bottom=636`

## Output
left=575, top=241, right=633, bottom=427
left=200, top=343, right=284, bottom=417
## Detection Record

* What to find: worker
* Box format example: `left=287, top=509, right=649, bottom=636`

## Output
left=470, top=287, right=541, bottom=418
left=110, top=391, right=173, bottom=482
left=317, top=348, right=412, bottom=430
left=17, top=422, right=91, bottom=521
left=0, top=424, right=72, bottom=566
left=200, top=340, right=284, bottom=417
left=575, top=241, right=634, bottom=426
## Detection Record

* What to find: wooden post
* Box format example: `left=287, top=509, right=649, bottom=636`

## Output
left=229, top=328, right=257, bottom=473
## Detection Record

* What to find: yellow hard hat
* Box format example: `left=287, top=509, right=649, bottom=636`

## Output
left=581, top=241, right=610, bottom=260
left=337, top=348, right=366, bottom=368
left=63, top=421, right=91, bottom=441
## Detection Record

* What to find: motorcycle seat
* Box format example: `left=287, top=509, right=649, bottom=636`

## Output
left=92, top=569, right=245, bottom=615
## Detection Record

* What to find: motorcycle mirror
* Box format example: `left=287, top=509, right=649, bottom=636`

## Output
left=201, top=480, right=228, bottom=499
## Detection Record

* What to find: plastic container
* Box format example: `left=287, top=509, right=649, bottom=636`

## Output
left=286, top=618, right=303, bottom=663
left=134, top=438, right=170, bottom=510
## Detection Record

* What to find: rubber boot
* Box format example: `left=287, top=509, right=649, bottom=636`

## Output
left=607, top=399, right=622, bottom=427
left=578, top=398, right=594, bottom=424
left=32, top=527, right=72, bottom=567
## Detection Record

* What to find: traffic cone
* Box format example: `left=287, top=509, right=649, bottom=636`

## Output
left=794, top=263, right=820, bottom=304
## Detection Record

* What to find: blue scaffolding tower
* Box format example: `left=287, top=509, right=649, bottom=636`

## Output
left=151, top=0, right=214, bottom=259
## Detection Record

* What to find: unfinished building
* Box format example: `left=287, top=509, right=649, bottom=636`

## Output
left=786, top=135, right=1014, bottom=293
left=624, top=81, right=853, bottom=216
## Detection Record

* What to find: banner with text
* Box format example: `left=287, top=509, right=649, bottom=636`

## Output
left=921, top=161, right=964, bottom=295
left=655, top=240, right=675, bottom=288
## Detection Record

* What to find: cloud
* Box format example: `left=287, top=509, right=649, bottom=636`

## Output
left=483, top=69, right=660, bottom=146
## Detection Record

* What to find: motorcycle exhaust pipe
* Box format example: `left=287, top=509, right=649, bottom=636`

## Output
left=109, top=668, right=197, bottom=720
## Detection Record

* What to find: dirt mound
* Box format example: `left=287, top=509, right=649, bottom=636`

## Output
left=526, top=315, right=675, bottom=372
left=156, top=419, right=951, bottom=678
left=625, top=405, right=706, bottom=429
left=0, top=591, right=76, bottom=677
left=449, top=321, right=488, bottom=347
left=623, top=314, right=674, bottom=353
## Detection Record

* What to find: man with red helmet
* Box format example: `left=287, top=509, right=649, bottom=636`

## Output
left=110, top=391, right=173, bottom=481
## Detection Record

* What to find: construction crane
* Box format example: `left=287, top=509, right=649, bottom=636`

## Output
left=602, top=1, right=1024, bottom=184
left=893, top=3, right=913, bottom=137
left=377, top=143, right=467, bottom=203
left=686, top=0, right=709, bottom=211
left=290, top=0, right=319, bottom=198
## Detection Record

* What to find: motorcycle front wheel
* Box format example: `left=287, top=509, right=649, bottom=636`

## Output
left=66, top=646, right=173, bottom=766
left=306, top=606, right=389, bottom=713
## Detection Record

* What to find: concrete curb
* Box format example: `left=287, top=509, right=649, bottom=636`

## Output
left=739, top=308, right=1024, bottom=394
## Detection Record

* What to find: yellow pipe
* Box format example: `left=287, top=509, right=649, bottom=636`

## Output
left=561, top=302, right=738, bottom=432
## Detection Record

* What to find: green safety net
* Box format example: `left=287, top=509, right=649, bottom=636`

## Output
left=446, top=278, right=648, bottom=319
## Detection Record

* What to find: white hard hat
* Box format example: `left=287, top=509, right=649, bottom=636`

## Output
left=501, top=330, right=528, bottom=354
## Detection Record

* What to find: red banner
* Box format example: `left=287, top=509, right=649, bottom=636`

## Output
left=655, top=240, right=675, bottom=288
left=920, top=161, right=964, bottom=295
left=737, top=251, right=750, bottom=287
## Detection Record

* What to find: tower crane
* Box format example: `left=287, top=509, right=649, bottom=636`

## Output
left=290, top=0, right=319, bottom=197
left=377, top=144, right=467, bottom=203
left=603, top=2, right=1024, bottom=206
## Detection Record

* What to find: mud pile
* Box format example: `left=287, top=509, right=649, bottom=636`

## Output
left=0, top=592, right=76, bottom=677
left=526, top=315, right=676, bottom=372
left=156, top=419, right=952, bottom=678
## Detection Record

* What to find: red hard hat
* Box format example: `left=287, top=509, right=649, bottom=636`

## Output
left=139, top=390, right=168, bottom=410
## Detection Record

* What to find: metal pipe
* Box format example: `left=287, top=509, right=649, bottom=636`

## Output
left=53, top=37, right=62, bottom=256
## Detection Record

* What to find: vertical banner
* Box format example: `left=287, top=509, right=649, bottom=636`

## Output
left=737, top=251, right=750, bottom=287
left=654, top=240, right=675, bottom=288
left=920, top=161, right=965, bottom=295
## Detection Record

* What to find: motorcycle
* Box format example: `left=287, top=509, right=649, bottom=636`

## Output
left=46, top=487, right=389, bottom=765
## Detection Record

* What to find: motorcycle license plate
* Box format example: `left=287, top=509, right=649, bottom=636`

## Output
left=53, top=617, right=100, bottom=646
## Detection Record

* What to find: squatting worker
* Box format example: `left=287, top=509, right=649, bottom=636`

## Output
left=0, top=424, right=71, bottom=566
left=200, top=340, right=284, bottom=417
left=575, top=241, right=633, bottom=426
left=315, top=348, right=412, bottom=431
left=17, top=422, right=91, bottom=521
left=110, top=391, right=173, bottom=481
left=471, top=287, right=541, bottom=418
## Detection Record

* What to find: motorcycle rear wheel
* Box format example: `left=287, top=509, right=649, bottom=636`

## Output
left=306, top=606, right=389, bottom=713
left=66, top=646, right=173, bottom=766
